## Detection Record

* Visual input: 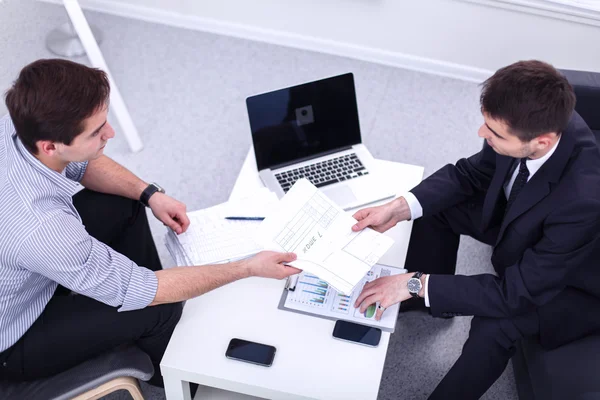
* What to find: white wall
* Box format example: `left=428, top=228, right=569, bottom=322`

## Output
left=51, top=0, right=600, bottom=81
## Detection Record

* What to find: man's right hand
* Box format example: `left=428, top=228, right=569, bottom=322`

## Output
left=352, top=197, right=411, bottom=233
left=243, top=251, right=301, bottom=280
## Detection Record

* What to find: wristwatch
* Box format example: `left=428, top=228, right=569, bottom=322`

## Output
left=140, top=182, right=165, bottom=207
left=407, top=271, right=424, bottom=298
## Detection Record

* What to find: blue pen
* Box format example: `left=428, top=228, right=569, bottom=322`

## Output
left=224, top=217, right=265, bottom=221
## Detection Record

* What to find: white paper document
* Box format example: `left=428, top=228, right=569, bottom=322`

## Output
left=282, top=264, right=404, bottom=332
left=169, top=188, right=279, bottom=266
left=259, top=179, right=394, bottom=294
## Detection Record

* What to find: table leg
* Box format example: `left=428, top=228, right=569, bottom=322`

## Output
left=163, top=374, right=193, bottom=400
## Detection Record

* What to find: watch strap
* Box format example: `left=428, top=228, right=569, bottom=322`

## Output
left=140, top=183, right=160, bottom=207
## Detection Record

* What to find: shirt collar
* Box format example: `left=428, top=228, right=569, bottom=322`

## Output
left=9, top=119, right=80, bottom=197
left=525, top=135, right=561, bottom=178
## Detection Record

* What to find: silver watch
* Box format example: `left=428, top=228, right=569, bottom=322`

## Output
left=407, top=271, right=424, bottom=298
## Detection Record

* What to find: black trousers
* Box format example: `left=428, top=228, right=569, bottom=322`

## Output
left=404, top=197, right=539, bottom=400
left=0, top=189, right=182, bottom=387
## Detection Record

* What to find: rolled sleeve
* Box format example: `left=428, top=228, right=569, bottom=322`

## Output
left=119, top=265, right=158, bottom=311
left=65, top=160, right=89, bottom=182
left=19, top=213, right=157, bottom=310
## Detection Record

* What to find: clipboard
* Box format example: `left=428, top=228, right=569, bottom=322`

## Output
left=277, top=264, right=406, bottom=333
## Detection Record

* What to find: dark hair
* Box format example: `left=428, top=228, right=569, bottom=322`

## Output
left=480, top=60, right=576, bottom=142
left=4, top=59, right=110, bottom=154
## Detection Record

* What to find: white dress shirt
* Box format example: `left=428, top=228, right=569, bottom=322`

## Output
left=402, top=136, right=560, bottom=307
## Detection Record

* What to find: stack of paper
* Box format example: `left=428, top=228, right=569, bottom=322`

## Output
left=259, top=179, right=394, bottom=295
left=164, top=188, right=279, bottom=266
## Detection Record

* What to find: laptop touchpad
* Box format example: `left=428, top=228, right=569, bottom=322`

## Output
left=322, top=185, right=357, bottom=205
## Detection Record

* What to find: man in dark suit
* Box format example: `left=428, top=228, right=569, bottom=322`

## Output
left=352, top=60, right=600, bottom=399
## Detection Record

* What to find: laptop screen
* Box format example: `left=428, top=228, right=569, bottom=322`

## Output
left=247, top=73, right=362, bottom=171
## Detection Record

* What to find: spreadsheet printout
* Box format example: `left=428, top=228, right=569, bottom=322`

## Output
left=259, top=179, right=394, bottom=294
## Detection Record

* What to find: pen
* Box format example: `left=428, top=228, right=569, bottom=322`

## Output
left=224, top=217, right=265, bottom=221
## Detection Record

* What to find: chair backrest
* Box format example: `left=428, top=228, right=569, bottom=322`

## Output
left=561, top=69, right=600, bottom=142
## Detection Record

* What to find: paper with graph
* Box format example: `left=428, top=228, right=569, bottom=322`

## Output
left=281, top=265, right=403, bottom=332
left=258, top=179, right=394, bottom=294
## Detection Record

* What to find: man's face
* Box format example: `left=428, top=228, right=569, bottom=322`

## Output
left=57, top=105, right=114, bottom=162
left=478, top=113, right=533, bottom=158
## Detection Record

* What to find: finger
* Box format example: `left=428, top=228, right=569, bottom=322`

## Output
left=164, top=216, right=183, bottom=234
left=352, top=215, right=376, bottom=232
left=351, top=208, right=370, bottom=221
left=354, top=286, right=376, bottom=308
left=359, top=294, right=379, bottom=314
left=375, top=301, right=389, bottom=321
left=177, top=211, right=191, bottom=233
left=278, top=252, right=297, bottom=264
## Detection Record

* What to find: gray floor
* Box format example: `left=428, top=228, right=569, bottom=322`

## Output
left=0, top=1, right=517, bottom=399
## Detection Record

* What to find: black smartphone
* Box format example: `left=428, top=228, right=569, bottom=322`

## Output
left=332, top=320, right=382, bottom=347
left=225, top=338, right=276, bottom=367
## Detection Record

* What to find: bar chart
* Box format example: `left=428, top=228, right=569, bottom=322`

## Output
left=289, top=274, right=331, bottom=308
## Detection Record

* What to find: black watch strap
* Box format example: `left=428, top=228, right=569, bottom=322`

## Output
left=140, top=183, right=163, bottom=207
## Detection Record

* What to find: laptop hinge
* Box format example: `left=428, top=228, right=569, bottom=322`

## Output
left=268, top=145, right=355, bottom=171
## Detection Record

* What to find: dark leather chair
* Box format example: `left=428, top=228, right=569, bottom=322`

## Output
left=0, top=345, right=153, bottom=400
left=511, top=69, right=600, bottom=400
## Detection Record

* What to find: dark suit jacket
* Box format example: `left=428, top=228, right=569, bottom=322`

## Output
left=411, top=112, right=600, bottom=348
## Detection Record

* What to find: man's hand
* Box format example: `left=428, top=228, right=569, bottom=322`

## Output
left=354, top=273, right=415, bottom=321
left=148, top=193, right=190, bottom=234
left=243, top=251, right=302, bottom=280
left=352, top=197, right=411, bottom=233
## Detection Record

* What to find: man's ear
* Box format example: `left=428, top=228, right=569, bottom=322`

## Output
left=533, top=133, right=556, bottom=152
left=37, top=140, right=58, bottom=156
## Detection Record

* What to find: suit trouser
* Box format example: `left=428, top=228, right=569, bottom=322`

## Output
left=0, top=189, right=182, bottom=387
left=403, top=197, right=539, bottom=400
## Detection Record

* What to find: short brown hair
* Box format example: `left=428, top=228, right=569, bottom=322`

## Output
left=5, top=59, right=110, bottom=154
left=480, top=60, right=576, bottom=142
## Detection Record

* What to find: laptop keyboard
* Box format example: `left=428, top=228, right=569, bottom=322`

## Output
left=274, top=153, right=369, bottom=193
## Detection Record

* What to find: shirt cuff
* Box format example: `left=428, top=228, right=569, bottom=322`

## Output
left=118, top=266, right=158, bottom=312
left=424, top=274, right=431, bottom=307
left=402, top=191, right=423, bottom=220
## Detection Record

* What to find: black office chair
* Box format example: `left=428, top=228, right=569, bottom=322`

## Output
left=511, top=69, right=600, bottom=400
left=0, top=345, right=153, bottom=400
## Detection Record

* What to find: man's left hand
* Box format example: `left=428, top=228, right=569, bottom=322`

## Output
left=354, top=273, right=415, bottom=321
left=148, top=193, right=190, bottom=234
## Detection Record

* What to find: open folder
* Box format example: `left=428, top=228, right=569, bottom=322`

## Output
left=278, top=264, right=405, bottom=332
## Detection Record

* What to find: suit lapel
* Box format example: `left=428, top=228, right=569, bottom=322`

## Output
left=495, top=121, right=576, bottom=243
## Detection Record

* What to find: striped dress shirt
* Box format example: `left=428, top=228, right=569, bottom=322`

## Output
left=0, top=115, right=158, bottom=352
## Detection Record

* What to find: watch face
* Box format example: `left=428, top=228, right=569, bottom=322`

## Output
left=407, top=278, right=422, bottom=294
left=152, top=183, right=165, bottom=193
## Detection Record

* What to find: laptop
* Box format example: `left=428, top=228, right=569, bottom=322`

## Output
left=246, top=73, right=395, bottom=210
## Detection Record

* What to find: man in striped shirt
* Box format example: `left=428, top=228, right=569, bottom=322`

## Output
left=0, top=59, right=300, bottom=387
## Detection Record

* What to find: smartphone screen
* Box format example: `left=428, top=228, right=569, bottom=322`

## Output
left=225, top=338, right=276, bottom=367
left=332, top=320, right=382, bottom=347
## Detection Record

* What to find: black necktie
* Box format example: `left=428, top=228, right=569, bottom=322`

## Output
left=506, top=158, right=529, bottom=213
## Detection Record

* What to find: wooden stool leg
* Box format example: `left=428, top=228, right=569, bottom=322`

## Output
left=71, top=376, right=144, bottom=400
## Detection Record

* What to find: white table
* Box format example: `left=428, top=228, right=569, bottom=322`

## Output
left=160, top=149, right=424, bottom=400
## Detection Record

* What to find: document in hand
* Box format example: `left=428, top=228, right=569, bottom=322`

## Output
left=166, top=188, right=279, bottom=266
left=258, top=178, right=394, bottom=294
